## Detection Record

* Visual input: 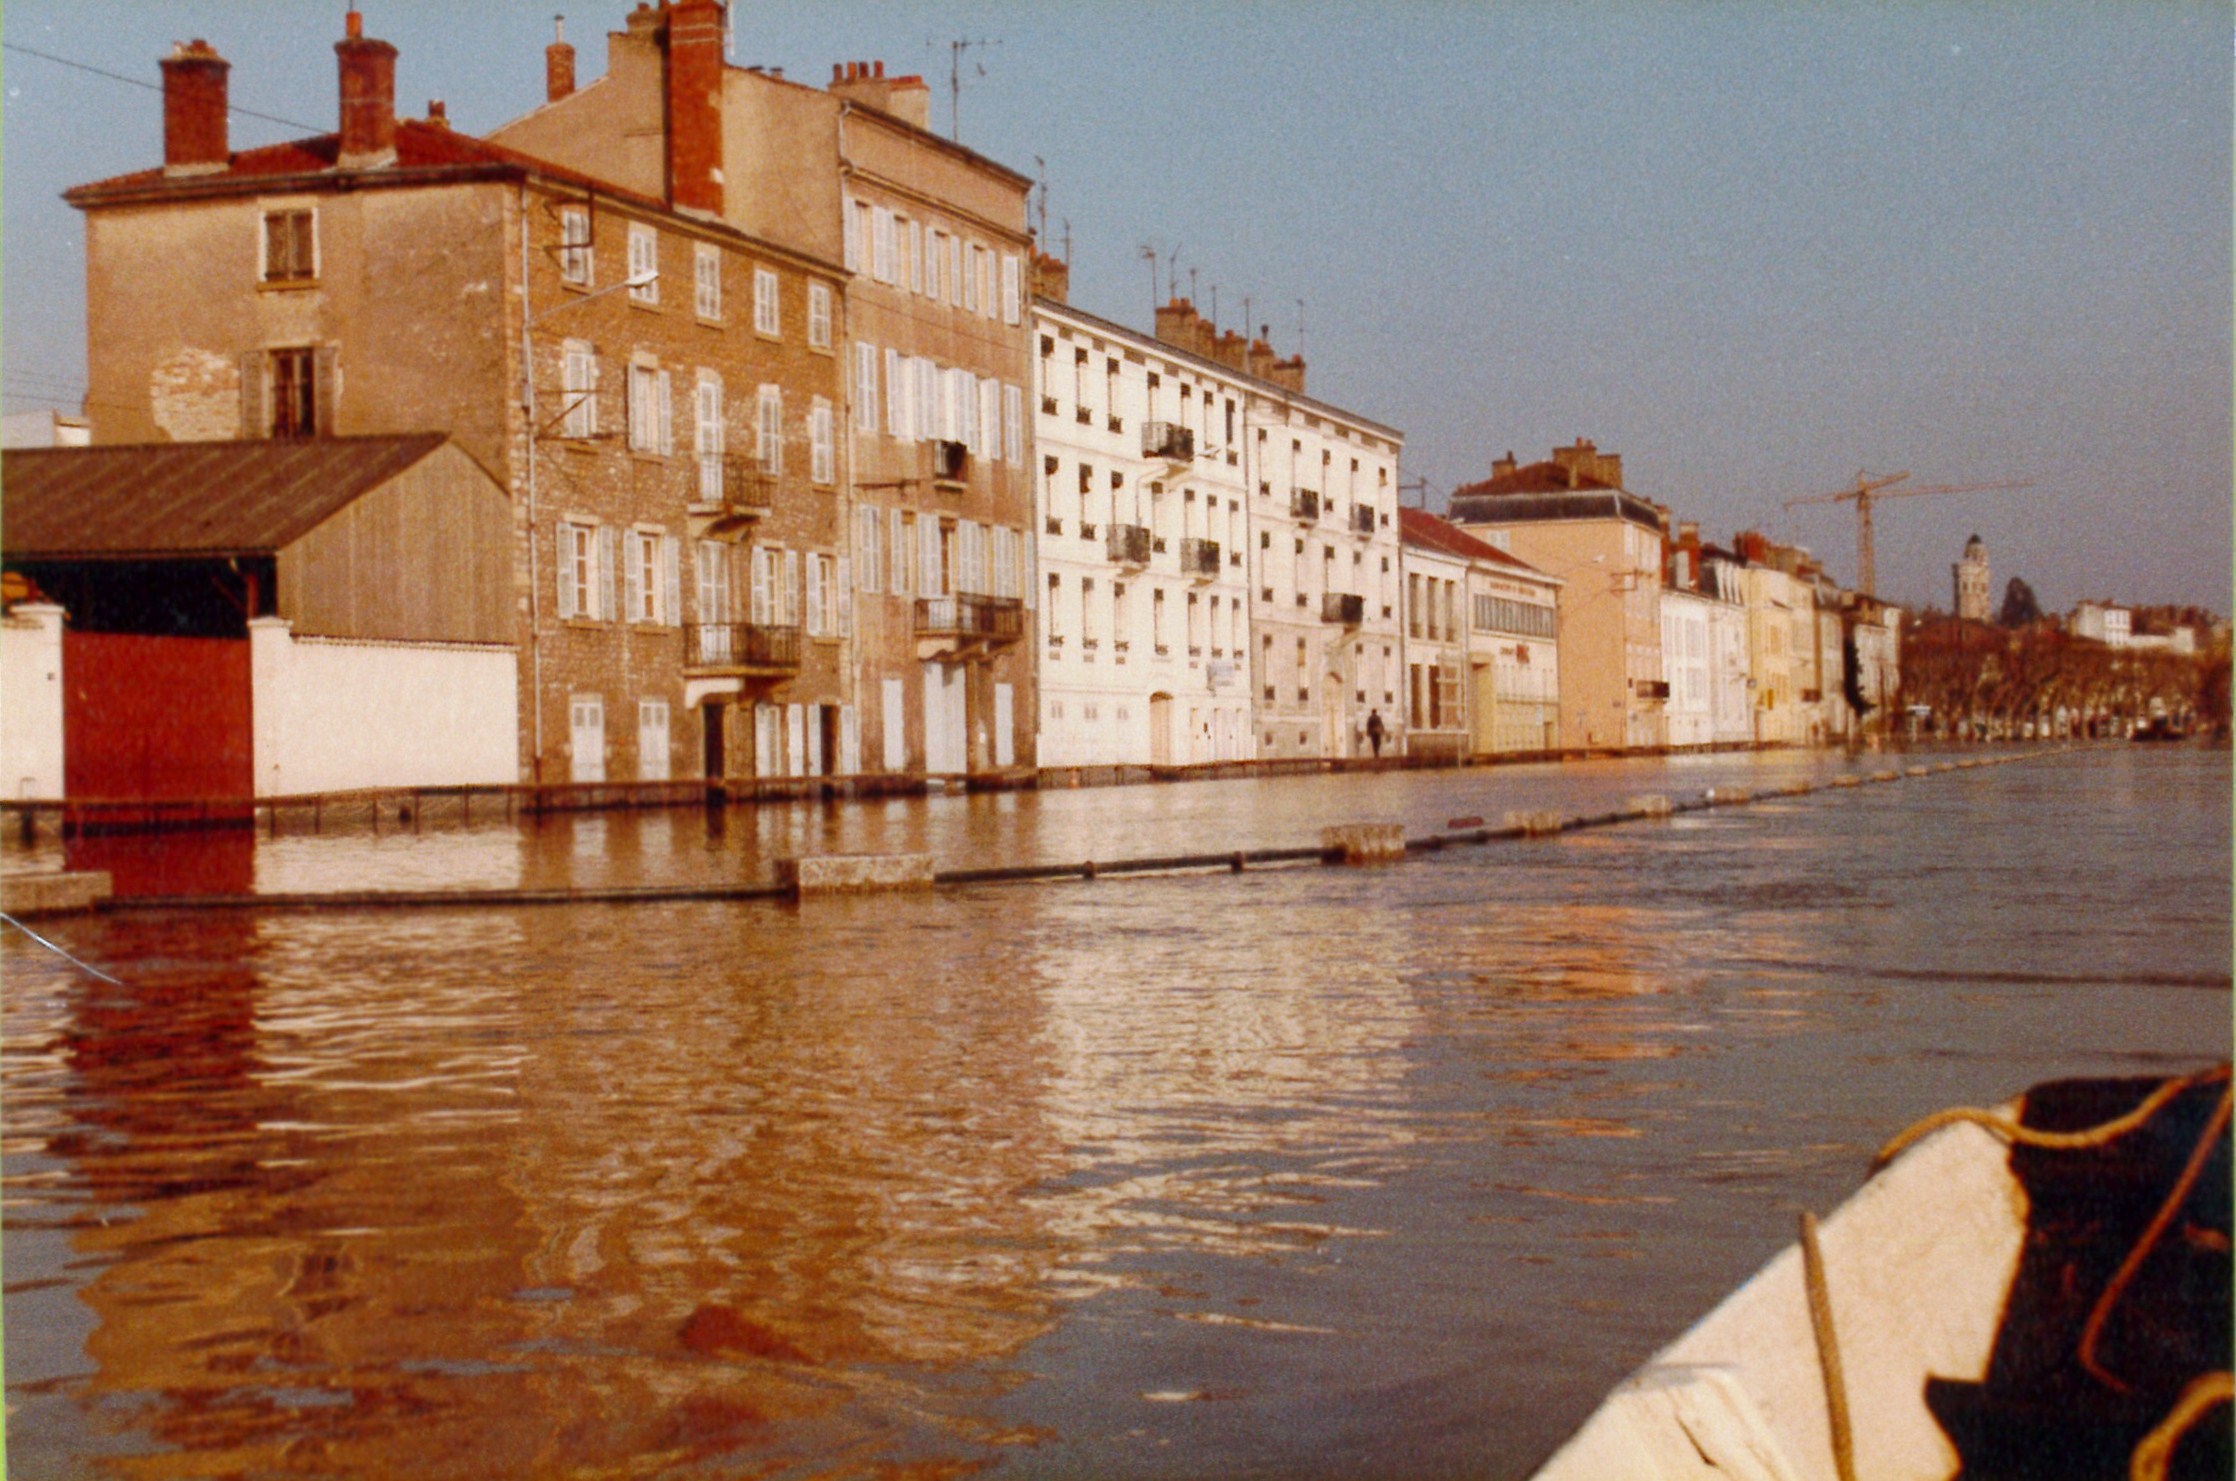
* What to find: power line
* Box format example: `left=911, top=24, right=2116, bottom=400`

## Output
left=2, top=41, right=324, bottom=133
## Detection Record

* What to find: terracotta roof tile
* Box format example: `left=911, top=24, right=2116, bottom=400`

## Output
left=1399, top=506, right=1548, bottom=576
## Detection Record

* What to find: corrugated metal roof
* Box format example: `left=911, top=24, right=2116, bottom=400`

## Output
left=2, top=434, right=453, bottom=559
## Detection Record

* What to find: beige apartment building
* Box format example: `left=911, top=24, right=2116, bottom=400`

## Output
left=495, top=7, right=1037, bottom=777
left=66, top=12, right=851, bottom=786
left=1398, top=508, right=1561, bottom=757
left=1449, top=441, right=1665, bottom=751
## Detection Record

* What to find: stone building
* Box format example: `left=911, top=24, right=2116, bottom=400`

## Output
left=1398, top=509, right=1561, bottom=757
left=1954, top=533, right=1991, bottom=622
left=493, top=14, right=1037, bottom=778
left=1450, top=441, right=1665, bottom=751
left=67, top=13, right=851, bottom=786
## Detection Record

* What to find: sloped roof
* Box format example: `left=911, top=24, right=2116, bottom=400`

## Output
left=67, top=119, right=664, bottom=213
left=1398, top=506, right=1552, bottom=578
left=1451, top=460, right=1619, bottom=499
left=3, top=434, right=454, bottom=559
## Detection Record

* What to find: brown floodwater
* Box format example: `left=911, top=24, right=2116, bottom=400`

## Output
left=4, top=747, right=2228, bottom=1478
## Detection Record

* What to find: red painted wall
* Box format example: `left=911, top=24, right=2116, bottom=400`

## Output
left=63, top=632, right=252, bottom=804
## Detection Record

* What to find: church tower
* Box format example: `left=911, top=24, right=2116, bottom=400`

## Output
left=1953, top=534, right=1991, bottom=621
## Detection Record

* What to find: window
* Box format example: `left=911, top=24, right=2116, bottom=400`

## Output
left=756, top=385, right=783, bottom=475
left=628, top=364, right=673, bottom=454
left=559, top=205, right=592, bottom=285
left=809, top=397, right=834, bottom=485
left=927, top=229, right=947, bottom=302
left=754, top=268, right=779, bottom=335
left=628, top=224, right=659, bottom=303
left=694, top=373, right=724, bottom=497
left=1004, top=384, right=1023, bottom=464
left=843, top=196, right=862, bottom=273
left=625, top=530, right=674, bottom=624
left=269, top=348, right=318, bottom=437
left=872, top=207, right=896, bottom=284
left=696, top=540, right=730, bottom=627
left=694, top=243, right=721, bottom=318
left=854, top=343, right=878, bottom=432
left=963, top=242, right=981, bottom=312
left=806, top=552, right=844, bottom=636
left=262, top=209, right=316, bottom=283
left=557, top=521, right=614, bottom=620
left=560, top=340, right=599, bottom=439
left=808, top=283, right=833, bottom=350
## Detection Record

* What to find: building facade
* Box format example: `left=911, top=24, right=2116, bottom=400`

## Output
left=1399, top=508, right=1560, bottom=756
left=494, top=9, right=1037, bottom=777
left=1450, top=441, right=1665, bottom=751
left=1030, top=298, right=1256, bottom=768
left=70, top=15, right=852, bottom=787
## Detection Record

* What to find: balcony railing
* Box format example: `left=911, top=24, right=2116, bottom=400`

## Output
left=1143, top=421, right=1195, bottom=464
left=1107, top=523, right=1153, bottom=567
left=1291, top=489, right=1321, bottom=521
left=684, top=622, right=801, bottom=671
left=914, top=594, right=1025, bottom=643
left=1351, top=504, right=1377, bottom=534
left=1179, top=537, right=1221, bottom=580
left=687, top=457, right=776, bottom=533
left=1321, top=592, right=1365, bottom=626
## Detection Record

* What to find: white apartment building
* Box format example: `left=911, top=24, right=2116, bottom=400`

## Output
left=1659, top=585, right=1715, bottom=749
left=1397, top=515, right=1471, bottom=759
left=1400, top=508, right=1561, bottom=755
left=1031, top=298, right=1256, bottom=767
left=1701, top=557, right=1755, bottom=746
left=2071, top=600, right=2133, bottom=648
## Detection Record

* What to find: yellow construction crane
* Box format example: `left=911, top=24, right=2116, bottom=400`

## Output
left=1783, top=470, right=2032, bottom=597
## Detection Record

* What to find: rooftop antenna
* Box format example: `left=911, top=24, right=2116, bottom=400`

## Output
left=1296, top=298, right=1306, bottom=360
left=1033, top=155, right=1048, bottom=248
left=1061, top=217, right=1072, bottom=266
left=1166, top=243, right=1183, bottom=300
left=1188, top=266, right=1198, bottom=305
left=1138, top=242, right=1158, bottom=316
left=944, top=37, right=998, bottom=143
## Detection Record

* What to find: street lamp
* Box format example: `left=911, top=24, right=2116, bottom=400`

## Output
left=519, top=264, right=659, bottom=782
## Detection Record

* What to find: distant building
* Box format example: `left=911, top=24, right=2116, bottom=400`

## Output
left=1954, top=534, right=1992, bottom=622
left=1450, top=440, right=1665, bottom=751
left=1, top=410, right=91, bottom=449
left=2071, top=600, right=2133, bottom=648
left=1398, top=509, right=1561, bottom=757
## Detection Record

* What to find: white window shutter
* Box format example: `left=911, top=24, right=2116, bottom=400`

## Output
left=837, top=557, right=852, bottom=635
left=891, top=508, right=908, bottom=594
left=783, top=549, right=801, bottom=626
left=843, top=196, right=860, bottom=273
left=1001, top=253, right=1020, bottom=324
left=856, top=343, right=877, bottom=431
left=662, top=536, right=681, bottom=625
left=625, top=533, right=645, bottom=622
left=805, top=552, right=824, bottom=637
left=885, top=349, right=904, bottom=438
left=841, top=705, right=860, bottom=775
left=657, top=371, right=674, bottom=456
left=920, top=514, right=939, bottom=596
left=1004, top=383, right=1022, bottom=464
left=556, top=525, right=577, bottom=619
left=750, top=547, right=771, bottom=624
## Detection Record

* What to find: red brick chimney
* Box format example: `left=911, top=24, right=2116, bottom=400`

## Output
left=665, top=0, right=726, bottom=216
left=547, top=16, right=577, bottom=102
left=335, top=11, right=398, bottom=169
left=161, top=39, right=230, bottom=177
left=1491, top=451, right=1518, bottom=478
left=1030, top=250, right=1070, bottom=305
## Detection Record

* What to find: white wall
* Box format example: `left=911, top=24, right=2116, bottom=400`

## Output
left=250, top=619, right=517, bottom=795
left=1, top=604, right=66, bottom=798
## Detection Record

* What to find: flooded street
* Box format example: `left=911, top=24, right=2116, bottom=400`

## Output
left=5, top=747, right=2229, bottom=1479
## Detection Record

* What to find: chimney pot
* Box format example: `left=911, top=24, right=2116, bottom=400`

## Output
left=346, top=9, right=363, bottom=40
left=833, top=62, right=843, bottom=81
left=160, top=37, right=231, bottom=176
left=874, top=59, right=884, bottom=77
left=427, top=98, right=448, bottom=126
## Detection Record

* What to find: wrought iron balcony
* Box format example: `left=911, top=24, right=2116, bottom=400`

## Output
left=1320, top=591, right=1365, bottom=626
left=914, top=594, right=1025, bottom=644
left=1351, top=504, right=1378, bottom=534
left=1179, top=537, right=1221, bottom=581
left=1143, top=420, right=1195, bottom=464
left=1291, top=489, right=1321, bottom=521
left=684, top=621, right=801, bottom=672
left=1107, top=523, right=1153, bottom=567
left=686, top=457, right=776, bottom=537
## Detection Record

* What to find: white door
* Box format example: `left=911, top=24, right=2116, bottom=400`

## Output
left=882, top=677, right=907, bottom=772
left=1148, top=693, right=1173, bottom=767
left=786, top=703, right=807, bottom=776
left=993, top=683, right=1015, bottom=767
left=569, top=695, right=605, bottom=783
left=807, top=704, right=825, bottom=775
left=922, top=662, right=967, bottom=774
left=637, top=699, right=671, bottom=781
left=840, top=705, right=861, bottom=775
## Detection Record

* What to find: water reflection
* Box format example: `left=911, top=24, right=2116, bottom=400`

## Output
left=4, top=750, right=2227, bottom=1478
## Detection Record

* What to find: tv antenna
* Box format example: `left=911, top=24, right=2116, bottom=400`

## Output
left=1138, top=243, right=1159, bottom=315
left=1166, top=243, right=1183, bottom=301
left=943, top=37, right=998, bottom=143
left=1032, top=155, right=1049, bottom=247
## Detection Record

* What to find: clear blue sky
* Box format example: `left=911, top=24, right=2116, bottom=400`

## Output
left=5, top=2, right=2227, bottom=614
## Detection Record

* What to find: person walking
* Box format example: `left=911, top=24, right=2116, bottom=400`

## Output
left=1366, top=708, right=1386, bottom=758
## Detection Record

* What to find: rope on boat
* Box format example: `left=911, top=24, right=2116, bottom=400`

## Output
left=1868, top=1063, right=2233, bottom=1174
left=2080, top=1080, right=2234, bottom=1395
left=2130, top=1370, right=2233, bottom=1481
left=1799, top=1209, right=1859, bottom=1481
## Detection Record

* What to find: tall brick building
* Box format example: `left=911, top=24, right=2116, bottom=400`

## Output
left=69, top=11, right=857, bottom=786
left=494, top=6, right=1038, bottom=776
